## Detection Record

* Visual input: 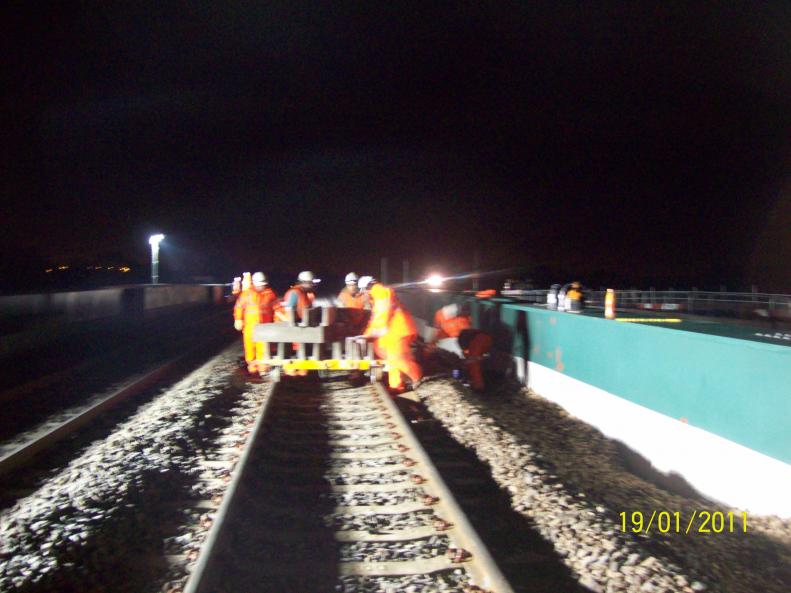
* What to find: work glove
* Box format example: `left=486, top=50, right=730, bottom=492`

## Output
left=351, top=335, right=372, bottom=348
left=234, top=320, right=243, bottom=331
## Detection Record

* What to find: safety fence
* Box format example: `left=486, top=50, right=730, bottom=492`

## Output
left=501, top=288, right=791, bottom=319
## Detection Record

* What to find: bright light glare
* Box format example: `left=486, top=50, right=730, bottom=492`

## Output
left=425, top=274, right=444, bottom=288
left=148, top=233, right=165, bottom=246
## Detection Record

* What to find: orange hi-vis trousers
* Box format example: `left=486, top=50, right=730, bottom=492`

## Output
left=234, top=287, right=277, bottom=373
left=242, top=325, right=265, bottom=368
left=463, top=332, right=493, bottom=390
left=375, top=333, right=422, bottom=390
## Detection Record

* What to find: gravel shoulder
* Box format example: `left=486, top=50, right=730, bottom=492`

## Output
left=0, top=345, right=270, bottom=593
left=415, top=375, right=791, bottom=593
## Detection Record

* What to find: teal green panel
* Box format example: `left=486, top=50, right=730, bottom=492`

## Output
left=396, top=290, right=791, bottom=463
left=502, top=303, right=791, bottom=464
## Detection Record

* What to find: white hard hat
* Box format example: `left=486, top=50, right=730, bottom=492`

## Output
left=345, top=272, right=358, bottom=285
left=442, top=304, right=459, bottom=318
left=298, top=270, right=315, bottom=283
left=252, top=272, right=267, bottom=286
left=358, top=275, right=376, bottom=290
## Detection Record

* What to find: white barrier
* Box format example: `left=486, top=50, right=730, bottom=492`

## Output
left=0, top=285, right=215, bottom=321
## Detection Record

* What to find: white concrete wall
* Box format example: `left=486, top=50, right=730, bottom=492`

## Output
left=1, top=285, right=211, bottom=319
left=143, top=285, right=208, bottom=310
left=521, top=357, right=791, bottom=517
left=416, top=311, right=791, bottom=516
left=0, top=289, right=124, bottom=319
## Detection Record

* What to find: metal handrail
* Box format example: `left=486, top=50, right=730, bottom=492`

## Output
left=498, top=288, right=791, bottom=312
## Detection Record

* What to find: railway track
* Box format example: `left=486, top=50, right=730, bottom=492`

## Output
left=184, top=377, right=514, bottom=593
left=0, top=307, right=233, bottom=441
left=0, top=347, right=269, bottom=592
left=0, top=327, right=235, bottom=480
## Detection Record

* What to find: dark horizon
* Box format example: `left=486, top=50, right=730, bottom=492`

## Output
left=3, top=3, right=791, bottom=293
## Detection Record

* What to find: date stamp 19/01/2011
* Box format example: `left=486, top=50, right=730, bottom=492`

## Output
left=620, top=511, right=748, bottom=535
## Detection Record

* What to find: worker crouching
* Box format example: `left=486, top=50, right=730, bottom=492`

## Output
left=431, top=303, right=492, bottom=392
left=357, top=276, right=422, bottom=394
left=234, top=272, right=278, bottom=374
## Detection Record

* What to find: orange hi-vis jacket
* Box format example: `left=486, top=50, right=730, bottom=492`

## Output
left=432, top=308, right=472, bottom=342
left=279, top=286, right=315, bottom=321
left=432, top=305, right=491, bottom=390
left=234, top=286, right=279, bottom=325
left=364, top=284, right=416, bottom=339
left=337, top=286, right=368, bottom=309
left=363, top=283, right=421, bottom=390
left=234, top=286, right=278, bottom=369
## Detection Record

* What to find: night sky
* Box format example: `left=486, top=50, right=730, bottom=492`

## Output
left=3, top=2, right=791, bottom=292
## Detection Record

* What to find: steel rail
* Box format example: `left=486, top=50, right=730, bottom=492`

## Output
left=0, top=307, right=231, bottom=405
left=182, top=379, right=279, bottom=593
left=373, top=381, right=515, bottom=593
left=0, top=334, right=235, bottom=477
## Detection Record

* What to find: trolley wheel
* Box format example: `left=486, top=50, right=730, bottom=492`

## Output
left=318, top=369, right=332, bottom=380
left=270, top=366, right=281, bottom=383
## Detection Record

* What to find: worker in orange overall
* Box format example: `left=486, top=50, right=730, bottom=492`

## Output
left=234, top=272, right=278, bottom=374
left=431, top=302, right=492, bottom=392
left=357, top=276, right=422, bottom=393
left=278, top=271, right=318, bottom=376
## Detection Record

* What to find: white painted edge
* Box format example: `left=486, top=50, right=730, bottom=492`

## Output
left=518, top=356, right=791, bottom=517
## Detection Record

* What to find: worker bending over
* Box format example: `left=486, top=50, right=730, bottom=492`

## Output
left=431, top=303, right=492, bottom=392
left=234, top=272, right=278, bottom=374
left=357, top=276, right=422, bottom=393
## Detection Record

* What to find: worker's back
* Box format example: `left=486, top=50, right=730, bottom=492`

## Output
left=433, top=305, right=472, bottom=341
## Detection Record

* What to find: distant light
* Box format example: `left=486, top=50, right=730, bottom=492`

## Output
left=425, top=274, right=444, bottom=288
left=45, top=268, right=53, bottom=273
left=149, top=233, right=165, bottom=284
left=120, top=266, right=131, bottom=273
left=107, top=266, right=114, bottom=270
left=57, top=265, right=69, bottom=270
